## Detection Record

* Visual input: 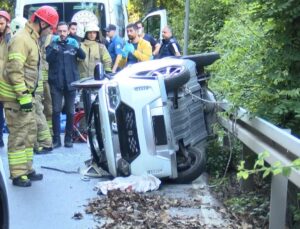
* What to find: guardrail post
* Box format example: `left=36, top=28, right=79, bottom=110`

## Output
left=269, top=174, right=288, bottom=229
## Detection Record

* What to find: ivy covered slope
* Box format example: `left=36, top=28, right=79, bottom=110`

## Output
left=210, top=0, right=300, bottom=135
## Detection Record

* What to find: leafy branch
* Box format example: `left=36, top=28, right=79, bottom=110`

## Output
left=237, top=151, right=300, bottom=180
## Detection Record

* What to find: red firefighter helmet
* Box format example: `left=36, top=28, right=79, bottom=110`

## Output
left=0, top=10, right=11, bottom=22
left=31, top=6, right=59, bottom=28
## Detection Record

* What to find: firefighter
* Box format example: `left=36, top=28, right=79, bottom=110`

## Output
left=34, top=28, right=53, bottom=154
left=78, top=22, right=112, bottom=78
left=41, top=33, right=54, bottom=140
left=0, top=10, right=11, bottom=148
left=0, top=6, right=59, bottom=187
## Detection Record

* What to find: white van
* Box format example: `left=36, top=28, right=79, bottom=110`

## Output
left=15, top=0, right=167, bottom=40
left=15, top=0, right=129, bottom=38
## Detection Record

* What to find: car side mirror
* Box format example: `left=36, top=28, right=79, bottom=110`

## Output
left=94, top=63, right=105, bottom=80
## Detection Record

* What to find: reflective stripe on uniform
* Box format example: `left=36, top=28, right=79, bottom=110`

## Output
left=25, top=148, right=33, bottom=161
left=36, top=82, right=44, bottom=93
left=8, top=52, right=26, bottom=63
left=0, top=80, right=17, bottom=99
left=41, top=70, right=48, bottom=81
left=12, top=83, right=27, bottom=92
left=38, top=129, right=52, bottom=141
left=8, top=150, right=27, bottom=165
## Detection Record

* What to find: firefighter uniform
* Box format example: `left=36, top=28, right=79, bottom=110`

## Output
left=79, top=40, right=112, bottom=77
left=78, top=23, right=112, bottom=78
left=0, top=22, right=40, bottom=179
left=32, top=33, right=53, bottom=153
left=41, top=34, right=53, bottom=135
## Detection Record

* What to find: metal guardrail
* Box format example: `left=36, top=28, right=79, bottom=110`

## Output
left=213, top=93, right=300, bottom=229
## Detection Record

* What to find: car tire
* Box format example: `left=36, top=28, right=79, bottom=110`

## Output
left=164, top=65, right=190, bottom=93
left=88, top=100, right=107, bottom=169
left=171, top=145, right=206, bottom=184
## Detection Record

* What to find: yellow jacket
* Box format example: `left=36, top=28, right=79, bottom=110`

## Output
left=36, top=34, right=52, bottom=95
left=0, top=22, right=40, bottom=102
left=78, top=40, right=112, bottom=78
left=119, top=38, right=152, bottom=68
left=0, top=35, right=8, bottom=87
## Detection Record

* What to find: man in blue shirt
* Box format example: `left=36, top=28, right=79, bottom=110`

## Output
left=104, top=24, right=124, bottom=73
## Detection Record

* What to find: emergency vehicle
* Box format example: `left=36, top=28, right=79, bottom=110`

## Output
left=14, top=0, right=167, bottom=40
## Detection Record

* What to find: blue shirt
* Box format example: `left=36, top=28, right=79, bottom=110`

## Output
left=108, top=35, right=124, bottom=63
left=127, top=43, right=138, bottom=65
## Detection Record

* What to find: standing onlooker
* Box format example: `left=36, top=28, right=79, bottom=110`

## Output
left=68, top=21, right=81, bottom=43
left=79, top=22, right=112, bottom=78
left=0, top=10, right=10, bottom=148
left=0, top=6, right=59, bottom=187
left=118, top=23, right=152, bottom=68
left=104, top=24, right=124, bottom=73
left=135, top=20, right=160, bottom=57
left=158, top=26, right=181, bottom=58
left=46, top=22, right=86, bottom=149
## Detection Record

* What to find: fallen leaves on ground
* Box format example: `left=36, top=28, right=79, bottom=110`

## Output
left=85, top=189, right=207, bottom=228
left=72, top=212, right=83, bottom=220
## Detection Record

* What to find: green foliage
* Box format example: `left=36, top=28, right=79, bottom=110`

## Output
left=289, top=192, right=300, bottom=225
left=237, top=151, right=300, bottom=181
left=206, top=124, right=242, bottom=178
left=210, top=0, right=300, bottom=134
left=225, top=193, right=269, bottom=218
left=0, top=0, right=14, bottom=14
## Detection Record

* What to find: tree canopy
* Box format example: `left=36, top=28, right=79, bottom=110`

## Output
left=129, top=0, right=300, bottom=135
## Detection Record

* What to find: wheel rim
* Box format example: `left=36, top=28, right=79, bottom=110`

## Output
left=149, top=65, right=185, bottom=78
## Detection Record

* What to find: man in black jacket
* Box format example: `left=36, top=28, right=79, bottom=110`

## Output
left=46, top=21, right=86, bottom=148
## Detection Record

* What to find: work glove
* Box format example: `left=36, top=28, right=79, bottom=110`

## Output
left=52, top=35, right=60, bottom=43
left=18, top=94, right=33, bottom=112
left=123, top=42, right=135, bottom=54
left=66, top=38, right=79, bottom=49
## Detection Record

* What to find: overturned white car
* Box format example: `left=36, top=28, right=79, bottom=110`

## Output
left=72, top=53, right=219, bottom=183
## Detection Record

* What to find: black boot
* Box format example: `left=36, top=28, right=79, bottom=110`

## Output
left=27, top=171, right=43, bottom=181
left=53, top=136, right=61, bottom=148
left=35, top=147, right=53, bottom=154
left=65, top=113, right=74, bottom=148
left=12, top=175, right=31, bottom=187
left=64, top=133, right=73, bottom=148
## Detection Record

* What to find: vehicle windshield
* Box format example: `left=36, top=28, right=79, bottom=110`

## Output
left=23, top=2, right=106, bottom=36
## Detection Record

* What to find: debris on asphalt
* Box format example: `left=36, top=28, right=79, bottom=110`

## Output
left=95, top=174, right=161, bottom=195
left=41, top=165, right=79, bottom=174
left=72, top=212, right=83, bottom=220
left=85, top=189, right=208, bottom=228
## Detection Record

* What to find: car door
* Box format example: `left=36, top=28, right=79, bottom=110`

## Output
left=142, top=9, right=167, bottom=42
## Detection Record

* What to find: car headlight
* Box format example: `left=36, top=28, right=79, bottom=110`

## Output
left=106, top=82, right=120, bottom=113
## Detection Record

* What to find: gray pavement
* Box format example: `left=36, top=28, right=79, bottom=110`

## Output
left=0, top=134, right=233, bottom=229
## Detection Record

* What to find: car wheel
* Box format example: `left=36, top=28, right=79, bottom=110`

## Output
left=88, top=100, right=107, bottom=169
left=172, top=145, right=206, bottom=184
left=149, top=65, right=190, bottom=92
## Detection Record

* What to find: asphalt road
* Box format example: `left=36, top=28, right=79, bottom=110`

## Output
left=0, top=134, right=233, bottom=229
